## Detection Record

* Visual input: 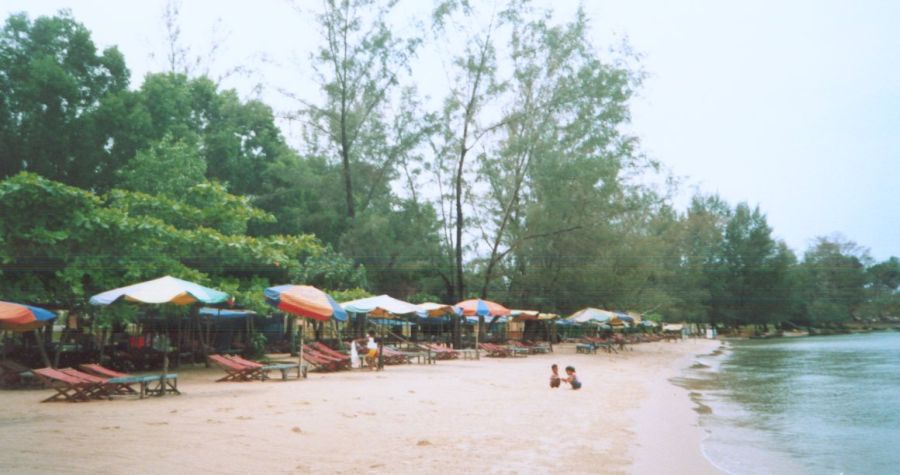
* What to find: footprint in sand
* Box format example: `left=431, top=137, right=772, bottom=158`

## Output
left=416, top=440, right=432, bottom=446
left=236, top=415, right=253, bottom=420
left=169, top=410, right=177, bottom=414
left=297, top=400, right=311, bottom=405
left=206, top=419, right=223, bottom=424
left=216, top=407, right=234, bottom=413
left=291, top=426, right=302, bottom=434
left=408, top=390, right=416, bottom=394
left=360, top=411, right=376, bottom=416
left=370, top=464, right=385, bottom=469
left=146, top=421, right=168, bottom=426
left=341, top=412, right=358, bottom=418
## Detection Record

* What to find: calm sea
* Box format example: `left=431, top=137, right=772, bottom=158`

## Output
left=684, top=332, right=900, bottom=475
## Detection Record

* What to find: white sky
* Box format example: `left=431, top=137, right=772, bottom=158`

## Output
left=4, top=0, right=899, bottom=261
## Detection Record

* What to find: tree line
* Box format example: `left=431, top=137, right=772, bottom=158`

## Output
left=0, top=2, right=897, bottom=328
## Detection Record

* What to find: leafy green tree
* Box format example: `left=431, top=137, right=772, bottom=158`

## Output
left=865, top=257, right=900, bottom=319
left=0, top=11, right=130, bottom=189
left=474, top=6, right=644, bottom=302
left=799, top=236, right=871, bottom=324
left=118, top=134, right=206, bottom=196
left=297, top=0, right=422, bottom=219
left=430, top=0, right=515, bottom=301
left=716, top=203, right=789, bottom=328
left=0, top=172, right=365, bottom=322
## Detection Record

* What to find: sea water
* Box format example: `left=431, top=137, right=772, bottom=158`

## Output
left=685, top=332, right=900, bottom=475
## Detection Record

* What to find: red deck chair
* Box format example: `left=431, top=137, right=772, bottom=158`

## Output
left=33, top=367, right=103, bottom=402
left=208, top=354, right=264, bottom=381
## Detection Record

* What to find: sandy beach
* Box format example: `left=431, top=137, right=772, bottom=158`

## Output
left=1, top=339, right=720, bottom=474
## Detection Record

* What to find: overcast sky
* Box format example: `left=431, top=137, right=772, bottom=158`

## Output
left=5, top=0, right=898, bottom=261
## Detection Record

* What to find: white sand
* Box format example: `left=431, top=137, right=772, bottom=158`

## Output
left=1, top=339, right=721, bottom=474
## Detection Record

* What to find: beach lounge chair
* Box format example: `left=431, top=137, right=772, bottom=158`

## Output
left=0, top=360, right=38, bottom=387
left=32, top=367, right=103, bottom=402
left=420, top=344, right=458, bottom=360
left=224, top=355, right=306, bottom=380
left=208, top=354, right=265, bottom=381
left=60, top=368, right=137, bottom=397
left=308, top=342, right=352, bottom=364
left=77, top=363, right=180, bottom=398
left=300, top=348, right=350, bottom=372
left=478, top=343, right=510, bottom=357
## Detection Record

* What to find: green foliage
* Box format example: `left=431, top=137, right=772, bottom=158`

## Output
left=0, top=172, right=364, bottom=322
left=1, top=6, right=895, bottom=331
left=0, top=11, right=130, bottom=189
left=248, top=331, right=268, bottom=359
left=118, top=134, right=207, bottom=196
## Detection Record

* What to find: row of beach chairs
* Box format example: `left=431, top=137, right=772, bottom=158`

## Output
left=31, top=364, right=178, bottom=402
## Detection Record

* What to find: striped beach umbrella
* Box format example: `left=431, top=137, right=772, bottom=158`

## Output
left=89, top=275, right=230, bottom=306
left=455, top=299, right=511, bottom=317
left=264, top=285, right=347, bottom=370
left=264, top=285, right=347, bottom=321
left=0, top=301, right=56, bottom=332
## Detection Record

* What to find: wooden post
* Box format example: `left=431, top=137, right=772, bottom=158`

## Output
left=290, top=316, right=298, bottom=356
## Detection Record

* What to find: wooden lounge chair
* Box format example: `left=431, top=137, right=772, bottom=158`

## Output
left=225, top=355, right=306, bottom=380
left=60, top=368, right=136, bottom=397
left=420, top=344, right=458, bottom=360
left=478, top=343, right=510, bottom=357
left=0, top=360, right=39, bottom=387
left=308, top=342, right=352, bottom=364
left=300, top=348, right=349, bottom=372
left=33, top=367, right=103, bottom=402
left=208, top=354, right=265, bottom=381
left=77, top=363, right=180, bottom=398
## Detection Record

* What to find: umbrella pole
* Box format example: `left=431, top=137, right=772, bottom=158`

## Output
left=474, top=320, right=480, bottom=360
left=298, top=322, right=304, bottom=374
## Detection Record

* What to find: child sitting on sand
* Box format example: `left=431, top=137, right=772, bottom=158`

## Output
left=550, top=364, right=561, bottom=388
left=562, top=366, right=581, bottom=390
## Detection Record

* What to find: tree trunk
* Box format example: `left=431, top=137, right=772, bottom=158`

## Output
left=33, top=329, right=52, bottom=368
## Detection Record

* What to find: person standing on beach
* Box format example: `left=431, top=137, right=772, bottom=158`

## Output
left=562, top=366, right=581, bottom=390
left=365, top=331, right=378, bottom=371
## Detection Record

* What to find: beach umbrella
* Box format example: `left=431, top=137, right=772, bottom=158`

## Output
left=416, top=302, right=460, bottom=318
left=90, top=276, right=230, bottom=380
left=341, top=294, right=421, bottom=318
left=264, top=285, right=347, bottom=369
left=0, top=301, right=56, bottom=367
left=566, top=307, right=615, bottom=324
left=455, top=299, right=511, bottom=317
left=455, top=299, right=510, bottom=360
left=89, top=276, right=230, bottom=306
left=0, top=301, right=56, bottom=332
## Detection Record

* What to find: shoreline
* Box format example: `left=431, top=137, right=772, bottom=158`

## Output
left=631, top=339, right=722, bottom=475
left=1, top=339, right=722, bottom=474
